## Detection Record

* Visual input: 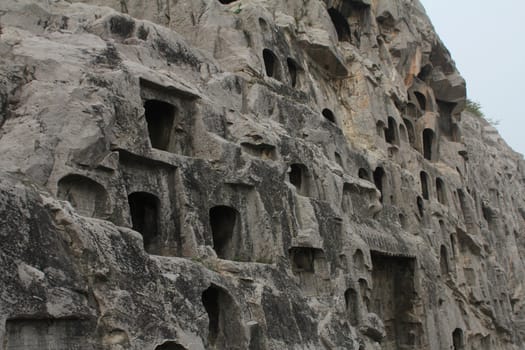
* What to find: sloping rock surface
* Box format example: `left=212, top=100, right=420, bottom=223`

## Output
left=0, top=0, right=524, bottom=349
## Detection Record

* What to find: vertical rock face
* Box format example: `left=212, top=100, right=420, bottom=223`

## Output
left=0, top=0, right=524, bottom=349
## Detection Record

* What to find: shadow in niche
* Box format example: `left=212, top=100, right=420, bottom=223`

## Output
left=201, top=285, right=244, bottom=349
left=328, top=7, right=351, bottom=42
left=436, top=178, right=447, bottom=204
left=403, top=118, right=415, bottom=145
left=420, top=171, right=429, bottom=200
left=289, top=163, right=310, bottom=196
left=440, top=245, right=450, bottom=277
left=287, top=57, right=301, bottom=88
left=373, top=167, right=385, bottom=203
left=345, top=288, right=359, bottom=326
left=385, top=117, right=398, bottom=145
left=128, top=191, right=160, bottom=254
left=263, top=49, right=280, bottom=80
left=155, top=341, right=187, bottom=350
left=322, top=108, right=336, bottom=124
left=422, top=129, right=435, bottom=161
left=453, top=328, right=465, bottom=350
left=209, top=205, right=240, bottom=260
left=144, top=99, right=175, bottom=151
left=414, top=91, right=426, bottom=111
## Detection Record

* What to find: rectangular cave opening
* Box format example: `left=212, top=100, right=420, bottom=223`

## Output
left=144, top=99, right=175, bottom=151
left=370, top=251, right=419, bottom=350
left=140, top=80, right=196, bottom=156
left=210, top=205, right=244, bottom=261
left=422, top=128, right=435, bottom=161
left=128, top=191, right=161, bottom=254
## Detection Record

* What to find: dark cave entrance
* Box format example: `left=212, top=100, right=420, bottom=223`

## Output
left=420, top=171, right=429, bottom=200
left=201, top=285, right=243, bottom=348
left=322, top=108, right=336, bottom=124
left=144, top=100, right=175, bottom=151
left=128, top=192, right=160, bottom=253
left=209, top=205, right=239, bottom=260
left=422, top=128, right=435, bottom=161
left=385, top=117, right=398, bottom=145
left=289, top=163, right=309, bottom=196
left=263, top=49, right=280, bottom=79
left=328, top=8, right=351, bottom=42
left=373, top=167, right=385, bottom=203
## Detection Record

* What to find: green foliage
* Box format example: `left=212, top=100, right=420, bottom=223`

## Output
left=465, top=99, right=500, bottom=126
left=465, top=99, right=484, bottom=118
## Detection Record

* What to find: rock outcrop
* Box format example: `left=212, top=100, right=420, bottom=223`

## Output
left=0, top=0, right=524, bottom=349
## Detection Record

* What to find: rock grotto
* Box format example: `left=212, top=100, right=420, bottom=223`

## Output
left=0, top=0, right=525, bottom=349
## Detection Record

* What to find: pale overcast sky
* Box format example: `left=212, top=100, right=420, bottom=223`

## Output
left=419, top=0, right=525, bottom=156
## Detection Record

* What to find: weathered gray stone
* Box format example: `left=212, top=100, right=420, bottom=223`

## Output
left=0, top=0, right=524, bottom=349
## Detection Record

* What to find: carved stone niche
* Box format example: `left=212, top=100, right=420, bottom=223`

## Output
left=289, top=246, right=331, bottom=296
left=120, top=152, right=181, bottom=257
left=370, top=251, right=421, bottom=350
left=140, top=78, right=198, bottom=157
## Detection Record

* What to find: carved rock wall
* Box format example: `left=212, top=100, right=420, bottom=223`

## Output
left=0, top=0, right=524, bottom=349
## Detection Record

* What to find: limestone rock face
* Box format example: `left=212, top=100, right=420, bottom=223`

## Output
left=0, top=0, right=524, bottom=349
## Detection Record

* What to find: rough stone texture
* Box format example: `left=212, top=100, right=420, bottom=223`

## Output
left=0, top=0, right=524, bottom=349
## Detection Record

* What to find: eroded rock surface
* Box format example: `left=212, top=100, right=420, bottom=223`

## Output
left=0, top=0, right=524, bottom=349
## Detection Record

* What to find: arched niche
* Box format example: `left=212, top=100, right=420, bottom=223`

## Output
left=414, top=91, right=427, bottom=111
left=327, top=8, right=351, bottom=42
left=452, top=328, right=465, bottom=350
left=155, top=341, right=187, bottom=350
left=287, top=57, right=301, bottom=88
left=353, top=249, right=365, bottom=271
left=345, top=288, right=359, bottom=326
left=128, top=192, right=161, bottom=254
left=420, top=171, right=430, bottom=200
left=209, top=205, right=240, bottom=260
left=385, top=116, right=399, bottom=145
left=440, top=245, right=449, bottom=277
left=373, top=167, right=385, bottom=203
left=436, top=177, right=447, bottom=205
left=289, top=163, right=310, bottom=196
left=422, top=128, right=435, bottom=161
left=144, top=99, right=175, bottom=151
left=201, top=284, right=244, bottom=349
left=358, top=168, right=370, bottom=180
left=263, top=49, right=281, bottom=80
left=417, top=196, right=424, bottom=218
left=322, top=108, right=336, bottom=124
left=376, top=120, right=385, bottom=138
left=57, top=174, right=109, bottom=219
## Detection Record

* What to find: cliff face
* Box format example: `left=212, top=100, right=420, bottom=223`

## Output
left=1, top=0, right=524, bottom=349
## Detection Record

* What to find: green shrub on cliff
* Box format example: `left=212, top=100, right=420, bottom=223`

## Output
left=465, top=99, right=499, bottom=125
